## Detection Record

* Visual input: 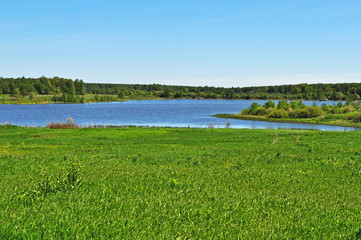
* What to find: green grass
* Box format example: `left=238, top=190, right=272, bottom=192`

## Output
left=215, top=113, right=361, bottom=128
left=1, top=125, right=361, bottom=238
left=0, top=94, right=62, bottom=104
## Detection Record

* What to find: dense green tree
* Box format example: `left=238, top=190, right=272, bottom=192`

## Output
left=250, top=102, right=259, bottom=114
left=162, top=88, right=171, bottom=98
left=4, top=76, right=361, bottom=102
left=264, top=100, right=276, bottom=109
left=13, top=88, right=20, bottom=97
left=277, top=100, right=289, bottom=110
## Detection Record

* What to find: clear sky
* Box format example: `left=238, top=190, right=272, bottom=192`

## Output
left=1, top=0, right=361, bottom=87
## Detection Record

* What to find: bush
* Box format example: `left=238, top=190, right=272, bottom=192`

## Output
left=346, top=112, right=361, bottom=122
left=297, top=101, right=306, bottom=109
left=269, top=109, right=288, bottom=118
left=306, top=107, right=323, bottom=118
left=255, top=107, right=270, bottom=116
left=341, top=105, right=354, bottom=113
left=330, top=106, right=341, bottom=114
left=249, top=102, right=259, bottom=114
left=321, top=103, right=329, bottom=112
left=264, top=100, right=276, bottom=109
left=277, top=100, right=289, bottom=110
left=290, top=107, right=323, bottom=118
left=290, top=100, right=299, bottom=110
left=241, top=109, right=251, bottom=115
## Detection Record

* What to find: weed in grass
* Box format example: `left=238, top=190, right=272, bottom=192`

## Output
left=233, top=162, right=243, bottom=170
left=130, top=156, right=138, bottom=163
left=169, top=178, right=178, bottom=188
left=47, top=117, right=79, bottom=129
left=34, top=162, right=81, bottom=197
left=271, top=132, right=279, bottom=144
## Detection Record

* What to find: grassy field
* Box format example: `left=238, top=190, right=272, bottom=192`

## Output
left=1, top=125, right=361, bottom=239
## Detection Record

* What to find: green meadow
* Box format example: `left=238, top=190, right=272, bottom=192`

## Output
left=1, top=125, right=361, bottom=239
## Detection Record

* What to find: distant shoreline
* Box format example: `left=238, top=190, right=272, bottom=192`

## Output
left=213, top=113, right=361, bottom=129
left=0, top=94, right=348, bottom=105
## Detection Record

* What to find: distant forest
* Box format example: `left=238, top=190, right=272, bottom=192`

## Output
left=1, top=76, right=361, bottom=102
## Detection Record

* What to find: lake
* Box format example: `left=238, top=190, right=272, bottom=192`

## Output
left=0, top=99, right=358, bottom=131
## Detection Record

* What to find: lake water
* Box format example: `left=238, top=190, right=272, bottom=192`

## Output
left=0, top=99, right=358, bottom=131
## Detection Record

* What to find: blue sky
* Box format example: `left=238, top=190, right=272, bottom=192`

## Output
left=1, top=0, right=361, bottom=87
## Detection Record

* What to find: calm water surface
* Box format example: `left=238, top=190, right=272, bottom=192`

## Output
left=0, top=99, right=358, bottom=131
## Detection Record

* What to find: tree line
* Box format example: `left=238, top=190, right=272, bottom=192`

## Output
left=0, top=77, right=85, bottom=96
left=2, top=76, right=361, bottom=102
left=83, top=82, right=361, bottom=101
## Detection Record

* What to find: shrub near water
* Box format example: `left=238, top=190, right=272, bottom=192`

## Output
left=268, top=109, right=288, bottom=118
left=47, top=117, right=79, bottom=129
left=243, top=100, right=327, bottom=119
left=289, top=106, right=324, bottom=118
left=346, top=112, right=361, bottom=122
left=229, top=100, right=361, bottom=127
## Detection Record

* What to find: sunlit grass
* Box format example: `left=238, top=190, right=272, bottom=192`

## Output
left=1, top=126, right=361, bottom=238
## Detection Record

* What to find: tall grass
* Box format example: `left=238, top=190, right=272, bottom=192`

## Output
left=2, top=126, right=361, bottom=238
left=47, top=117, right=79, bottom=129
